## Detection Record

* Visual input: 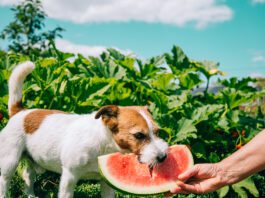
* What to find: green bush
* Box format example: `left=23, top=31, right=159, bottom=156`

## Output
left=0, top=45, right=264, bottom=198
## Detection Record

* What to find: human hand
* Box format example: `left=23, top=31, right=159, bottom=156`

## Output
left=170, top=163, right=228, bottom=194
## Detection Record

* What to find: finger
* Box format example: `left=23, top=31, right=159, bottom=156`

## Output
left=170, top=182, right=190, bottom=194
left=178, top=165, right=199, bottom=181
left=170, top=185, right=182, bottom=194
left=177, top=182, right=203, bottom=194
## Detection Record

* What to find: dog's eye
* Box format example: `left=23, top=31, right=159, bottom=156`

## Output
left=133, top=132, right=146, bottom=140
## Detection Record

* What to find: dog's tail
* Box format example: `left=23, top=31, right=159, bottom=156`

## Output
left=8, top=61, right=35, bottom=118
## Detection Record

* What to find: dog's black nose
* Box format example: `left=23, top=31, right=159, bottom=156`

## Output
left=157, top=154, right=167, bottom=163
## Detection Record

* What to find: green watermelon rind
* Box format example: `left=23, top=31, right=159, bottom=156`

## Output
left=98, top=157, right=175, bottom=195
left=98, top=145, right=194, bottom=195
left=98, top=163, right=164, bottom=196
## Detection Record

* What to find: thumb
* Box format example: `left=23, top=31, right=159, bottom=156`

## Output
left=178, top=165, right=200, bottom=181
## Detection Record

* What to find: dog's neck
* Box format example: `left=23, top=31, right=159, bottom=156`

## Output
left=99, top=125, right=123, bottom=155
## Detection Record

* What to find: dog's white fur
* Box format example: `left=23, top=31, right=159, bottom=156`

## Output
left=138, top=110, right=168, bottom=166
left=0, top=61, right=168, bottom=198
left=8, top=61, right=35, bottom=115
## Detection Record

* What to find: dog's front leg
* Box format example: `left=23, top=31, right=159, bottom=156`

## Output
left=58, top=167, right=78, bottom=198
left=100, top=180, right=115, bottom=198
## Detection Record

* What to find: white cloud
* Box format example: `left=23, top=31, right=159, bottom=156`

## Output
left=250, top=72, right=265, bottom=78
left=253, top=55, right=265, bottom=63
left=0, top=0, right=18, bottom=6
left=0, top=0, right=233, bottom=28
left=252, top=0, right=265, bottom=4
left=250, top=49, right=265, bottom=65
left=55, top=39, right=131, bottom=57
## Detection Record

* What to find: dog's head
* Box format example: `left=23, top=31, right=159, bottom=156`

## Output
left=95, top=105, right=168, bottom=167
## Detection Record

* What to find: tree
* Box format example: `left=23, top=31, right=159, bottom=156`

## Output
left=0, top=0, right=64, bottom=55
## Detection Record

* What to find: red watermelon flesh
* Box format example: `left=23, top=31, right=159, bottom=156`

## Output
left=98, top=145, right=193, bottom=195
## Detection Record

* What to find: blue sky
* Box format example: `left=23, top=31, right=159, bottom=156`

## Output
left=0, top=0, right=265, bottom=78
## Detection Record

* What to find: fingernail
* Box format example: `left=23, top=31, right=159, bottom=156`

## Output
left=178, top=174, right=184, bottom=180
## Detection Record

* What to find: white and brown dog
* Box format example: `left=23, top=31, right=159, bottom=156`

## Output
left=0, top=61, right=168, bottom=198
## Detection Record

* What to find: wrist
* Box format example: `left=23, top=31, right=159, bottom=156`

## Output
left=215, top=160, right=242, bottom=185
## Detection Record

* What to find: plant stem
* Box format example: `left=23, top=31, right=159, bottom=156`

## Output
left=204, top=77, right=210, bottom=95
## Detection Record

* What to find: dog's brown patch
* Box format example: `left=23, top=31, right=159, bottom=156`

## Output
left=114, top=107, right=160, bottom=153
left=114, top=107, right=150, bottom=153
left=95, top=105, right=160, bottom=154
left=9, top=101, right=23, bottom=118
left=24, top=109, right=67, bottom=134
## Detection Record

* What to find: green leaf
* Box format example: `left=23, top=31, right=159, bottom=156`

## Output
left=179, top=72, right=202, bottom=90
left=61, top=52, right=75, bottom=60
left=232, top=177, right=259, bottom=198
left=107, top=48, right=125, bottom=60
left=38, top=58, right=57, bottom=67
left=195, top=60, right=224, bottom=79
left=220, top=88, right=264, bottom=110
left=227, top=110, right=240, bottom=126
left=167, top=93, right=188, bottom=110
left=138, top=56, right=165, bottom=78
left=176, top=118, right=197, bottom=142
left=219, top=77, right=257, bottom=92
left=151, top=73, right=176, bottom=92
left=165, top=46, right=191, bottom=75
left=192, top=105, right=223, bottom=125
left=209, top=152, right=220, bottom=163
left=108, top=59, right=126, bottom=79
left=120, top=57, right=135, bottom=72
left=59, top=80, right=67, bottom=94
left=218, top=118, right=230, bottom=132
left=217, top=186, right=229, bottom=198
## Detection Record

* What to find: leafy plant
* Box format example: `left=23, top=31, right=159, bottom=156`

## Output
left=0, top=44, right=264, bottom=197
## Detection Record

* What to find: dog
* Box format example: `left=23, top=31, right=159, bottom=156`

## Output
left=0, top=61, right=168, bottom=198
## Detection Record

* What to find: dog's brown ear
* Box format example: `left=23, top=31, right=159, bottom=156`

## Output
left=95, top=105, right=119, bottom=132
left=95, top=105, right=119, bottom=119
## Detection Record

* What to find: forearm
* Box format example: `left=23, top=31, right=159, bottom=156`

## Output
left=217, top=129, right=265, bottom=185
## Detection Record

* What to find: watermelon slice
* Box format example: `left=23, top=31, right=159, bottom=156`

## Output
left=98, top=145, right=193, bottom=195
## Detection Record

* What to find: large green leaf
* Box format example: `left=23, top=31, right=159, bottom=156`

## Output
left=165, top=45, right=191, bottom=75
left=167, top=93, right=188, bottom=111
left=151, top=73, right=177, bottom=92
left=107, top=48, right=125, bottom=61
left=194, top=60, right=224, bottom=79
left=232, top=177, right=259, bottom=198
left=221, top=88, right=264, bottom=110
left=217, top=186, right=229, bottom=198
left=179, top=72, right=202, bottom=90
left=219, top=77, right=257, bottom=92
left=176, top=118, right=197, bottom=142
left=191, top=104, right=223, bottom=125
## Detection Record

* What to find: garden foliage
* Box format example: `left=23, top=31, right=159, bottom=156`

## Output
left=0, top=45, right=265, bottom=197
